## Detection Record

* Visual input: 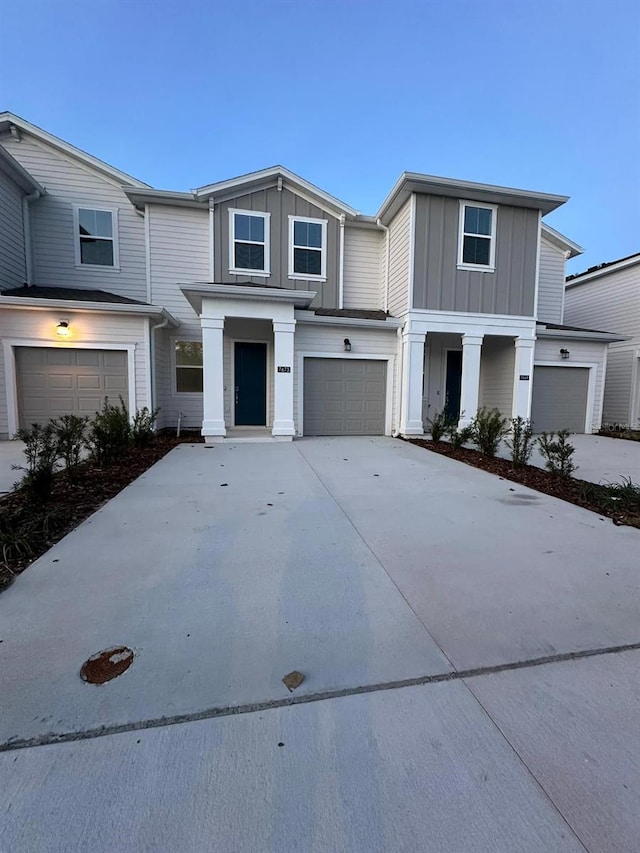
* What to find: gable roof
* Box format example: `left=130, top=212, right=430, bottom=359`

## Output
left=0, top=112, right=149, bottom=188
left=0, top=144, right=45, bottom=195
left=541, top=223, right=583, bottom=258
left=566, top=252, right=640, bottom=287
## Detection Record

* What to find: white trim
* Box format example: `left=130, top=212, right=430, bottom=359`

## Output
left=533, top=360, right=598, bottom=434
left=208, top=199, right=215, bottom=280
left=0, top=296, right=178, bottom=325
left=533, top=210, right=541, bottom=320
left=3, top=339, right=136, bottom=437
left=407, top=309, right=535, bottom=339
left=228, top=208, right=271, bottom=276
left=230, top=338, right=271, bottom=428
left=288, top=215, right=328, bottom=282
left=171, top=336, right=204, bottom=396
left=72, top=204, right=120, bottom=270
left=144, top=203, right=151, bottom=302
left=565, top=254, right=640, bottom=288
left=296, top=351, right=395, bottom=437
left=408, top=193, right=416, bottom=310
left=457, top=200, right=497, bottom=272
left=338, top=214, right=345, bottom=309
left=630, top=349, right=640, bottom=428
left=294, top=311, right=402, bottom=330
left=540, top=223, right=583, bottom=259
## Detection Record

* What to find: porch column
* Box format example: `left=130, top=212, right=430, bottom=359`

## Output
left=512, top=337, right=536, bottom=421
left=201, top=316, right=226, bottom=441
left=272, top=320, right=296, bottom=437
left=400, top=331, right=426, bottom=435
left=459, top=334, right=483, bottom=428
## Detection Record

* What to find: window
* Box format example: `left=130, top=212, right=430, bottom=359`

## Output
left=229, top=209, right=270, bottom=275
left=74, top=206, right=118, bottom=267
left=458, top=202, right=497, bottom=271
left=289, top=216, right=327, bottom=279
left=175, top=341, right=203, bottom=393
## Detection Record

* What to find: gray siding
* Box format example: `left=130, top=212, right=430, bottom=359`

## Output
left=214, top=186, right=339, bottom=309
left=413, top=195, right=538, bottom=316
left=601, top=347, right=636, bottom=426
left=0, top=166, right=26, bottom=290
left=537, top=237, right=565, bottom=324
left=386, top=197, right=411, bottom=316
left=564, top=264, right=640, bottom=338
left=479, top=337, right=515, bottom=417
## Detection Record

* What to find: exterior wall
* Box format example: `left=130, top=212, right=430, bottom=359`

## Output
left=479, top=337, right=515, bottom=417
left=0, top=168, right=26, bottom=290
left=386, top=197, right=412, bottom=316
left=214, top=185, right=340, bottom=309
left=0, top=134, right=146, bottom=300
left=412, top=195, right=539, bottom=316
left=342, top=226, right=383, bottom=310
left=537, top=237, right=566, bottom=323
left=601, top=346, right=638, bottom=427
left=564, top=264, right=640, bottom=337
left=223, top=319, right=274, bottom=427
left=422, top=332, right=461, bottom=424
left=0, top=308, right=149, bottom=438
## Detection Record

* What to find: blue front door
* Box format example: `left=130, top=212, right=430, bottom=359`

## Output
left=234, top=342, right=267, bottom=425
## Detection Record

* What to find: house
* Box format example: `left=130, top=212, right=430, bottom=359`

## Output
left=0, top=113, right=621, bottom=441
left=565, top=253, right=640, bottom=428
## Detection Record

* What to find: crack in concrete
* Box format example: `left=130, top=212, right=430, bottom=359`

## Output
left=3, top=640, right=640, bottom=755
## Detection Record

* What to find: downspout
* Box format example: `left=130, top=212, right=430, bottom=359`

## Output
left=22, top=190, right=41, bottom=283
left=393, top=323, right=404, bottom=436
left=149, top=316, right=169, bottom=416
left=338, top=214, right=346, bottom=309
left=208, top=198, right=215, bottom=281
left=376, top=218, right=390, bottom=313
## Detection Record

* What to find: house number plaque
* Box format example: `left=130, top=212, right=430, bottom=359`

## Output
left=277, top=366, right=291, bottom=373
left=519, top=374, right=530, bottom=381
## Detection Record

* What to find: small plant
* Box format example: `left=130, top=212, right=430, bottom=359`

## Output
left=12, top=423, right=60, bottom=503
left=471, top=407, right=509, bottom=457
left=52, top=414, right=88, bottom=475
left=427, top=408, right=455, bottom=442
left=448, top=423, right=474, bottom=450
left=537, top=429, right=577, bottom=478
left=506, top=416, right=535, bottom=467
left=86, top=397, right=131, bottom=465
left=132, top=406, right=160, bottom=447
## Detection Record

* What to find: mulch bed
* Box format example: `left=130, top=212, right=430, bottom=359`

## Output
left=405, top=438, right=640, bottom=529
left=0, top=432, right=203, bottom=592
left=597, top=429, right=640, bottom=443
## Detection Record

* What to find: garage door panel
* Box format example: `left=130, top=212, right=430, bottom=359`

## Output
left=531, top=366, right=589, bottom=433
left=304, top=358, right=386, bottom=436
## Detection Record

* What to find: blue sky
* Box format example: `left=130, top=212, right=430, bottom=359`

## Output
left=2, top=0, right=639, bottom=272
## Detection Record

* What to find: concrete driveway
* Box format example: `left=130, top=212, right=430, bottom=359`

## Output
left=2, top=437, right=639, bottom=851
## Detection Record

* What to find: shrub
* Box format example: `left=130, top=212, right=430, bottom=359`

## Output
left=448, top=423, right=474, bottom=450
left=427, top=408, right=455, bottom=442
left=471, top=407, right=509, bottom=457
left=537, top=429, right=577, bottom=478
left=132, top=406, right=160, bottom=447
left=506, top=416, right=535, bottom=467
left=12, top=423, right=59, bottom=502
left=87, top=397, right=131, bottom=465
left=52, top=414, right=88, bottom=475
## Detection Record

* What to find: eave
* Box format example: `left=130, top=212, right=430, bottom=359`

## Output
left=180, top=283, right=317, bottom=314
left=0, top=296, right=179, bottom=326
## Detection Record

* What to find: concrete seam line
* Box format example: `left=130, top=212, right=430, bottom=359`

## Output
left=3, top=641, right=640, bottom=754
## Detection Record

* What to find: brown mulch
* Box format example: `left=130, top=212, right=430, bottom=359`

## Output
left=597, top=429, right=640, bottom=443
left=0, top=432, right=203, bottom=591
left=405, top=438, right=640, bottom=529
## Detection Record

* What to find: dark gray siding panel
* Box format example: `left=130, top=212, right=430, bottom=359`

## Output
left=413, top=196, right=538, bottom=316
left=214, top=186, right=339, bottom=309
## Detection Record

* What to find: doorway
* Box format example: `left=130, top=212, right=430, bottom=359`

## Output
left=444, top=349, right=462, bottom=420
left=234, top=342, right=267, bottom=425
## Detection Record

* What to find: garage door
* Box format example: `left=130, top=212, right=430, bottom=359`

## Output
left=530, top=366, right=589, bottom=433
left=303, top=358, right=386, bottom=435
left=16, top=347, right=129, bottom=428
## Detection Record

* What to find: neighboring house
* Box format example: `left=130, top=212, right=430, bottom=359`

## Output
left=565, top=253, right=640, bottom=428
left=0, top=113, right=620, bottom=441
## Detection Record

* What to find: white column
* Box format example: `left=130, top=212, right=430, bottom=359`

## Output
left=512, top=337, right=536, bottom=421
left=459, top=334, right=483, bottom=428
left=400, top=331, right=426, bottom=435
left=272, top=320, right=296, bottom=438
left=201, top=316, right=226, bottom=442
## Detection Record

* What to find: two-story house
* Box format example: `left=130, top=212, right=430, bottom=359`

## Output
left=0, top=113, right=620, bottom=441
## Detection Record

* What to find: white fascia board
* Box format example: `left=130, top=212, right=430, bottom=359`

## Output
left=541, top=223, right=583, bottom=258
left=0, top=145, right=45, bottom=195
left=124, top=188, right=205, bottom=209
left=294, top=311, right=403, bottom=330
left=180, top=283, right=317, bottom=314
left=0, top=296, right=179, bottom=326
left=565, top=254, right=640, bottom=288
left=536, top=327, right=627, bottom=343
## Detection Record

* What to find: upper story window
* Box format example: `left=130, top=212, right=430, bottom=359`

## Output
left=73, top=206, right=119, bottom=268
left=458, top=202, right=497, bottom=272
left=229, top=209, right=270, bottom=276
left=289, top=216, right=327, bottom=280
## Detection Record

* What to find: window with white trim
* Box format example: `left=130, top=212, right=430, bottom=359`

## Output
left=74, top=206, right=118, bottom=267
left=289, top=216, right=327, bottom=279
left=175, top=341, right=203, bottom=393
left=458, top=202, right=497, bottom=271
left=229, top=209, right=270, bottom=275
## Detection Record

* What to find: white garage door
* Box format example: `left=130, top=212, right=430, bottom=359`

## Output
left=531, top=366, right=589, bottom=433
left=303, top=358, right=386, bottom=435
left=16, top=347, right=129, bottom=428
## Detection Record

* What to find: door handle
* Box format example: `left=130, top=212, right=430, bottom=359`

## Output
left=235, top=386, right=239, bottom=405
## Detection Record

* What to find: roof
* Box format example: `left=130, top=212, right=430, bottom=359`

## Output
left=0, top=145, right=45, bottom=195
left=536, top=320, right=625, bottom=342
left=540, top=223, right=583, bottom=259
left=314, top=308, right=390, bottom=320
left=0, top=113, right=149, bottom=188
left=180, top=282, right=317, bottom=313
left=377, top=171, right=568, bottom=223
left=566, top=252, right=640, bottom=287
left=1, top=285, right=148, bottom=305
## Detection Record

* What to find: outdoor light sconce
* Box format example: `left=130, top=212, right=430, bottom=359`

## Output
left=560, top=348, right=570, bottom=360
left=344, top=338, right=352, bottom=352
left=57, top=321, right=70, bottom=337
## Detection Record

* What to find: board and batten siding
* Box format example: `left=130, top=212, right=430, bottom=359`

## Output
left=479, top=337, right=516, bottom=417
left=0, top=134, right=146, bottom=301
left=0, top=165, right=26, bottom=290
left=0, top=308, right=149, bottom=438
left=537, top=237, right=565, bottom=324
left=147, top=204, right=210, bottom=431
left=342, top=227, right=383, bottom=310
left=412, top=195, right=539, bottom=316
left=386, top=197, right=412, bottom=317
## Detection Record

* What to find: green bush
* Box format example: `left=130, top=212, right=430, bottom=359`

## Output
left=52, top=414, right=88, bottom=475
left=86, top=397, right=131, bottom=465
left=506, top=416, right=535, bottom=467
left=132, top=406, right=160, bottom=447
left=12, top=423, right=59, bottom=502
left=448, top=423, right=474, bottom=450
left=471, top=407, right=509, bottom=457
left=427, top=408, right=455, bottom=442
left=537, top=429, right=577, bottom=477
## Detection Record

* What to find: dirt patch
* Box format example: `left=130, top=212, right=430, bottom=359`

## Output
left=81, top=646, right=134, bottom=684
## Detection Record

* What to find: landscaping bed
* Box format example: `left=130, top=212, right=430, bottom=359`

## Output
left=597, top=428, right=640, bottom=442
left=405, top=437, right=640, bottom=529
left=0, top=431, right=203, bottom=591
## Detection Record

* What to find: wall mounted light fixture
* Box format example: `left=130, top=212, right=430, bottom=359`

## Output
left=344, top=338, right=351, bottom=352
left=560, top=348, right=570, bottom=359
left=57, top=321, right=70, bottom=337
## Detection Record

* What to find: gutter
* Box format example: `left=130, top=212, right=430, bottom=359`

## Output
left=376, top=218, right=390, bottom=313
left=149, top=317, right=170, bottom=413
left=536, top=327, right=627, bottom=343
left=0, top=295, right=179, bottom=325
left=22, top=189, right=42, bottom=283
left=294, top=311, right=402, bottom=330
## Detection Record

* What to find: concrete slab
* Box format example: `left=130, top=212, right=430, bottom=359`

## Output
left=0, top=680, right=584, bottom=853
left=0, top=439, right=25, bottom=494
left=296, top=437, right=640, bottom=671
left=468, top=649, right=640, bottom=853
left=0, top=441, right=451, bottom=747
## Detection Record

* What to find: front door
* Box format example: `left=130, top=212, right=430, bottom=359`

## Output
left=444, top=350, right=462, bottom=420
left=234, top=342, right=267, bottom=425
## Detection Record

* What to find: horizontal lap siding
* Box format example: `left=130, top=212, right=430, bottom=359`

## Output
left=537, top=238, right=565, bottom=324
left=343, top=228, right=383, bottom=310
left=564, top=267, right=640, bottom=337
left=0, top=168, right=26, bottom=289
left=601, top=347, right=636, bottom=426
left=386, top=198, right=411, bottom=317
left=479, top=338, right=515, bottom=417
